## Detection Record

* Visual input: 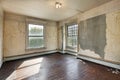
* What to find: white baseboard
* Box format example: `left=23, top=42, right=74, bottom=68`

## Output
left=65, top=50, right=120, bottom=70
left=0, top=59, right=3, bottom=68
left=77, top=55, right=120, bottom=70
left=65, top=50, right=77, bottom=56
left=58, top=50, right=66, bottom=54
left=0, top=62, right=2, bottom=68
left=4, top=50, right=57, bottom=62
left=3, top=50, right=120, bottom=70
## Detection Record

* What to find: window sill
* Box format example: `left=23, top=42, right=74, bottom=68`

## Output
left=25, top=47, right=46, bottom=51
left=66, top=46, right=77, bottom=49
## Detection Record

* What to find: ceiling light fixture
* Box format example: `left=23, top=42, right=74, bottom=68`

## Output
left=55, top=2, right=62, bottom=8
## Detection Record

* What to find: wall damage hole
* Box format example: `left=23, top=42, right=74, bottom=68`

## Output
left=107, top=68, right=120, bottom=74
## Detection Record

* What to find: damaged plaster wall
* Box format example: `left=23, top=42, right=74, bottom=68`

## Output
left=59, top=0, right=120, bottom=63
left=78, top=0, right=120, bottom=63
left=0, top=4, right=3, bottom=67
left=79, top=14, right=106, bottom=59
left=58, top=15, right=79, bottom=52
left=105, top=11, right=120, bottom=62
left=58, top=25, right=65, bottom=52
left=4, top=12, right=58, bottom=57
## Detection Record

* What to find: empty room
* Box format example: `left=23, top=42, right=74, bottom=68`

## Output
left=0, top=0, right=120, bottom=80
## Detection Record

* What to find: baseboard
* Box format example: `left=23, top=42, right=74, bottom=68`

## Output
left=3, top=50, right=120, bottom=70
left=77, top=55, right=120, bottom=70
left=0, top=62, right=2, bottom=68
left=58, top=50, right=66, bottom=54
left=66, top=50, right=120, bottom=70
left=4, top=50, right=58, bottom=62
left=65, top=50, right=77, bottom=56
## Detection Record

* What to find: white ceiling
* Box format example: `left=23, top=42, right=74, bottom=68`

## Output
left=1, top=0, right=112, bottom=21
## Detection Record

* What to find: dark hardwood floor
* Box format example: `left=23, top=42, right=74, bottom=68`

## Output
left=0, top=53, right=120, bottom=80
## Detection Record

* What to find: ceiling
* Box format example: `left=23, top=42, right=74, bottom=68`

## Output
left=1, top=0, right=112, bottom=21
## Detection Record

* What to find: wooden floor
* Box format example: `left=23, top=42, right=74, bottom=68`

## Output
left=0, top=53, right=120, bottom=80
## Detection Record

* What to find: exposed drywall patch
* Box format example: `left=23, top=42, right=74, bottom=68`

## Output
left=79, top=14, right=106, bottom=58
left=105, top=11, right=120, bottom=62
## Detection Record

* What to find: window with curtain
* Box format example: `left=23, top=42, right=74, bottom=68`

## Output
left=27, top=24, right=44, bottom=49
left=67, top=24, right=78, bottom=48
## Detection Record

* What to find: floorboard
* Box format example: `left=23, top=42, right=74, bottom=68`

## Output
left=0, top=53, right=120, bottom=80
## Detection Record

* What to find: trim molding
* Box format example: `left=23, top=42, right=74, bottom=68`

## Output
left=4, top=50, right=57, bottom=62
left=65, top=50, right=77, bottom=56
left=0, top=62, right=2, bottom=68
left=77, top=54, right=120, bottom=70
left=3, top=50, right=120, bottom=70
left=65, top=50, right=120, bottom=70
left=58, top=50, right=66, bottom=54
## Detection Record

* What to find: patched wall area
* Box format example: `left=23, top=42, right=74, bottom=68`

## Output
left=79, top=14, right=106, bottom=59
left=4, top=12, right=58, bottom=57
left=78, top=0, right=120, bottom=63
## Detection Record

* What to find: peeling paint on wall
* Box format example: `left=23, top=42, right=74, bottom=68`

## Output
left=105, top=11, right=120, bottom=62
left=59, top=0, right=120, bottom=63
left=4, top=12, right=58, bottom=57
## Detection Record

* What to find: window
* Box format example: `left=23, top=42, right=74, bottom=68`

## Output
left=27, top=24, right=44, bottom=49
left=67, top=24, right=78, bottom=48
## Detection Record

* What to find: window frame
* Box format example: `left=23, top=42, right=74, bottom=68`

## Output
left=66, top=24, right=78, bottom=49
left=26, top=23, right=45, bottom=50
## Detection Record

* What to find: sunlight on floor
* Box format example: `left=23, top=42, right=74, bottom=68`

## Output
left=18, top=57, right=44, bottom=68
left=6, top=58, right=44, bottom=80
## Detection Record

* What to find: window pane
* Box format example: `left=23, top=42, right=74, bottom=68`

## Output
left=28, top=37, right=44, bottom=48
left=72, top=36, right=77, bottom=47
left=67, top=36, right=77, bottom=47
left=67, top=24, right=78, bottom=48
left=67, top=37, right=73, bottom=47
left=29, top=24, right=43, bottom=36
